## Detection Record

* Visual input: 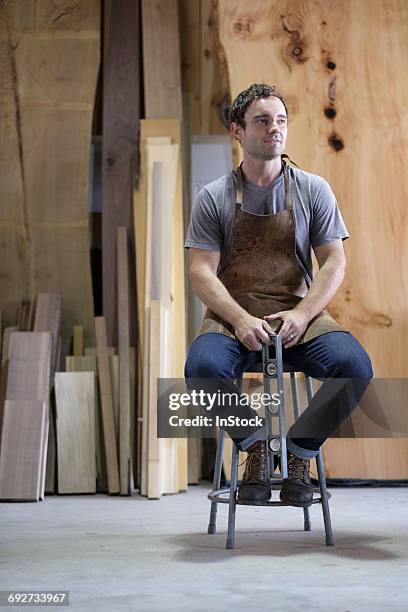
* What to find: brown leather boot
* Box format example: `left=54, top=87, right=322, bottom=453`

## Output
left=280, top=452, right=314, bottom=506
left=237, top=441, right=271, bottom=503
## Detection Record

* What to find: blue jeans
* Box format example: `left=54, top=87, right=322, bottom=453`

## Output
left=184, top=332, right=373, bottom=460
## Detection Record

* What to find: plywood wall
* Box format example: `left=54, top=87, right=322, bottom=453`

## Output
left=0, top=0, right=100, bottom=354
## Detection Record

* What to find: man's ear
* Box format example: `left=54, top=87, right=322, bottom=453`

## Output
left=230, top=121, right=243, bottom=143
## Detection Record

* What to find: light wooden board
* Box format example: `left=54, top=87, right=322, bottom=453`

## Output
left=134, top=119, right=182, bottom=362
left=135, top=121, right=188, bottom=496
left=34, top=293, right=61, bottom=377
left=55, top=372, right=96, bottom=493
left=323, top=439, right=408, bottom=480
left=73, top=326, right=84, bottom=357
left=95, top=317, right=120, bottom=494
left=109, top=354, right=119, bottom=443
left=6, top=332, right=51, bottom=402
left=117, top=226, right=132, bottom=495
left=0, top=327, right=18, bottom=444
left=65, top=354, right=106, bottom=490
left=85, top=347, right=117, bottom=357
left=33, top=293, right=62, bottom=493
left=147, top=300, right=161, bottom=499
left=129, top=346, right=136, bottom=488
left=187, top=438, right=201, bottom=484
left=1, top=331, right=51, bottom=500
left=217, top=0, right=408, bottom=479
left=142, top=0, right=182, bottom=119
left=0, top=400, right=47, bottom=501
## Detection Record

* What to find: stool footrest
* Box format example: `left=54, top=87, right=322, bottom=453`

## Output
left=208, top=487, right=331, bottom=507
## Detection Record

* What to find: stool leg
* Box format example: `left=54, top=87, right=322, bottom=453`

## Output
left=208, top=428, right=225, bottom=534
left=305, top=376, right=334, bottom=546
left=316, top=449, right=335, bottom=546
left=226, top=442, right=239, bottom=549
left=303, top=507, right=311, bottom=531
left=290, top=372, right=311, bottom=531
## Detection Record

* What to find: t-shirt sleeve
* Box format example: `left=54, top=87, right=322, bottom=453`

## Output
left=310, top=178, right=350, bottom=248
left=184, top=186, right=223, bottom=251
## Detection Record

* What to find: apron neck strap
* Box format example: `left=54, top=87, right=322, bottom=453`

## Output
left=235, top=157, right=294, bottom=210
left=235, top=164, right=244, bottom=206
left=282, top=159, right=292, bottom=210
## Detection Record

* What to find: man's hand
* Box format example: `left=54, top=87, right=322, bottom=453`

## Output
left=264, top=309, right=309, bottom=349
left=234, top=313, right=275, bottom=351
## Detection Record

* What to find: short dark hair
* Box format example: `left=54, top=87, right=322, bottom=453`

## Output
left=229, top=83, right=288, bottom=128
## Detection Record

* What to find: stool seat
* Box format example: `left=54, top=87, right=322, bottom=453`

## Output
left=207, top=337, right=334, bottom=550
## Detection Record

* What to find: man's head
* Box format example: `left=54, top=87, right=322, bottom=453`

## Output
left=229, top=83, right=288, bottom=161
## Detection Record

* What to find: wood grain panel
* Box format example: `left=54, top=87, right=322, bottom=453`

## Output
left=6, top=332, right=51, bottom=402
left=65, top=354, right=105, bottom=489
left=0, top=0, right=99, bottom=354
left=179, top=0, right=229, bottom=134
left=117, top=227, right=132, bottom=495
left=142, top=0, right=182, bottom=118
left=0, top=400, right=47, bottom=501
left=34, top=294, right=61, bottom=379
left=55, top=372, right=96, bottom=494
left=102, top=0, right=140, bottom=346
left=1, top=331, right=51, bottom=500
left=95, top=316, right=120, bottom=494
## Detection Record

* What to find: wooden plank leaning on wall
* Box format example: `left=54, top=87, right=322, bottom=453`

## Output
left=55, top=372, right=96, bottom=494
left=95, top=317, right=120, bottom=494
left=216, top=0, right=408, bottom=479
left=117, top=227, right=133, bottom=495
left=0, top=332, right=51, bottom=501
left=102, top=0, right=140, bottom=348
left=33, top=294, right=62, bottom=494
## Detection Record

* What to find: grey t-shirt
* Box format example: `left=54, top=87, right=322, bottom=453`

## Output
left=185, top=166, right=349, bottom=285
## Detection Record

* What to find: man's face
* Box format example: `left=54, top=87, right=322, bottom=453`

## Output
left=231, top=96, right=288, bottom=160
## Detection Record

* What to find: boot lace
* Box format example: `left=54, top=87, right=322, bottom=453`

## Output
left=288, top=455, right=310, bottom=481
left=242, top=443, right=267, bottom=481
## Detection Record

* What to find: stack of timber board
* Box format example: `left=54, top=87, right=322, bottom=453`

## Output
left=65, top=344, right=136, bottom=495
left=135, top=0, right=188, bottom=497
left=136, top=129, right=187, bottom=498
left=0, top=332, right=52, bottom=501
left=216, top=0, right=408, bottom=479
left=0, top=0, right=99, bottom=359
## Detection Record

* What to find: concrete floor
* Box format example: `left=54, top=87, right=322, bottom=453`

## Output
left=1, top=483, right=408, bottom=612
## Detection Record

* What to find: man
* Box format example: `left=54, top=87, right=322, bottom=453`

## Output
left=184, top=83, right=372, bottom=506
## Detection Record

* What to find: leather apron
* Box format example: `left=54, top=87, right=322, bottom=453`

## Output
left=196, top=159, right=347, bottom=344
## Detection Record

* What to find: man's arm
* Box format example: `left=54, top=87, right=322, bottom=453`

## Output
left=189, top=248, right=274, bottom=351
left=265, top=239, right=346, bottom=348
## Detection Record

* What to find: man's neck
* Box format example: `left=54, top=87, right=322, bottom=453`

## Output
left=241, top=156, right=282, bottom=187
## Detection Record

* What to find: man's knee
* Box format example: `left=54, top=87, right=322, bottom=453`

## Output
left=334, top=342, right=373, bottom=379
left=184, top=353, right=224, bottom=379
